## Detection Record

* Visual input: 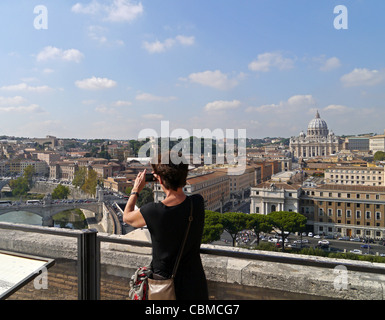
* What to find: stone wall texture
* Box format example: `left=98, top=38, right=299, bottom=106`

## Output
left=1, top=227, right=385, bottom=300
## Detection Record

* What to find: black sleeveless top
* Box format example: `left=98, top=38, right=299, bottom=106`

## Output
left=140, top=194, right=208, bottom=300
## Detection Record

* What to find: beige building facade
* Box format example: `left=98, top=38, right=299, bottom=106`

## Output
left=153, top=170, right=230, bottom=212
left=324, top=166, right=385, bottom=186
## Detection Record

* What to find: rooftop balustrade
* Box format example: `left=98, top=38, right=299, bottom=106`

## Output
left=1, top=222, right=385, bottom=301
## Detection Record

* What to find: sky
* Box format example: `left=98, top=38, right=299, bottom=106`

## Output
left=1, top=0, right=385, bottom=140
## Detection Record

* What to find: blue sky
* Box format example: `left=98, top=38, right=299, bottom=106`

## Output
left=1, top=0, right=385, bottom=140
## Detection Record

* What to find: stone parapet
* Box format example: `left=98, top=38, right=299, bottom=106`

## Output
left=1, top=226, right=384, bottom=300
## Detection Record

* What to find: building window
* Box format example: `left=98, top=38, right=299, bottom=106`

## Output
left=256, top=207, right=259, bottom=213
left=346, top=210, right=351, bottom=218
left=328, top=208, right=333, bottom=216
left=366, top=211, right=371, bottom=219
left=356, top=210, right=360, bottom=218
left=376, top=212, right=381, bottom=220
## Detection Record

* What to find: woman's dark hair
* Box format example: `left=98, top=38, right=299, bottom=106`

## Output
left=151, top=151, right=189, bottom=191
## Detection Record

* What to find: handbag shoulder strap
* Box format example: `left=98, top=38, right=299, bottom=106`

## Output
left=171, top=196, right=193, bottom=278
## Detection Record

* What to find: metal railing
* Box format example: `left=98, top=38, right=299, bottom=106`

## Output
left=0, top=222, right=100, bottom=300
left=1, top=222, right=385, bottom=300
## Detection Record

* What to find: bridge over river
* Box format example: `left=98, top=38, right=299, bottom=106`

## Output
left=0, top=201, right=102, bottom=227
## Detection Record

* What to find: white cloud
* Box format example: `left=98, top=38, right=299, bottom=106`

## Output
left=105, top=0, right=144, bottom=22
left=204, top=100, right=241, bottom=112
left=186, top=70, right=239, bottom=90
left=95, top=106, right=117, bottom=114
left=340, top=68, right=385, bottom=87
left=0, top=104, right=44, bottom=113
left=143, top=35, right=195, bottom=53
left=37, top=46, right=84, bottom=63
left=175, top=35, right=195, bottom=46
left=248, top=52, right=294, bottom=72
left=87, top=25, right=124, bottom=46
left=320, top=57, right=341, bottom=71
left=113, top=100, right=132, bottom=107
left=142, top=113, right=164, bottom=119
left=135, top=93, right=177, bottom=102
left=72, top=0, right=101, bottom=14
left=0, top=83, right=52, bottom=93
left=75, top=77, right=117, bottom=90
left=0, top=96, right=26, bottom=106
left=323, top=104, right=350, bottom=114
left=287, top=95, right=316, bottom=107
left=246, top=95, right=315, bottom=113
left=72, top=0, right=143, bottom=23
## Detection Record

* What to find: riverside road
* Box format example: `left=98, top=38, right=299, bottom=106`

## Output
left=213, top=231, right=385, bottom=256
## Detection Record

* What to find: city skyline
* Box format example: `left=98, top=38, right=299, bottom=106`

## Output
left=1, top=1, right=385, bottom=140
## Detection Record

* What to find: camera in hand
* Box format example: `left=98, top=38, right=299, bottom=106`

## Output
left=145, top=173, right=156, bottom=182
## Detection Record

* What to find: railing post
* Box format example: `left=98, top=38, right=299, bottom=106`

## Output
left=77, top=229, right=100, bottom=300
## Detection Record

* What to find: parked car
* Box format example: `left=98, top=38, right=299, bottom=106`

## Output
left=318, top=240, right=330, bottom=245
left=313, top=234, right=321, bottom=239
left=308, top=232, right=313, bottom=237
left=361, top=244, right=371, bottom=249
left=338, top=236, right=350, bottom=241
left=349, top=249, right=362, bottom=254
left=350, top=237, right=361, bottom=242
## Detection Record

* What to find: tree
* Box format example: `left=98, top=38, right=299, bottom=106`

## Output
left=137, top=186, right=154, bottom=207
left=374, top=151, right=385, bottom=162
left=72, top=167, right=87, bottom=188
left=267, top=211, right=307, bottom=252
left=9, top=177, right=30, bottom=197
left=221, top=212, right=248, bottom=247
left=23, top=165, right=35, bottom=188
left=81, top=168, right=98, bottom=196
left=52, top=184, right=71, bottom=199
left=247, top=214, right=272, bottom=246
left=202, top=210, right=223, bottom=244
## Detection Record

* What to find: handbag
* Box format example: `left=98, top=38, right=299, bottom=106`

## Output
left=147, top=197, right=194, bottom=300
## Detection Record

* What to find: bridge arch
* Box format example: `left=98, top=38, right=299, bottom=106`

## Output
left=0, top=202, right=102, bottom=227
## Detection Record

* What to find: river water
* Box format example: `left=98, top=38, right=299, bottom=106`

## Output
left=0, top=211, right=42, bottom=225
left=0, top=210, right=87, bottom=229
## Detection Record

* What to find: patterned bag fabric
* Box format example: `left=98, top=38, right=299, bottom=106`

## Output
left=128, top=266, right=152, bottom=300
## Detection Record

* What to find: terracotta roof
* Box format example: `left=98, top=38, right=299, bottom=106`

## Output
left=186, top=171, right=228, bottom=184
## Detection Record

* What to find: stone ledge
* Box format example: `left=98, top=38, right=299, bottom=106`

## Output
left=1, top=227, right=384, bottom=300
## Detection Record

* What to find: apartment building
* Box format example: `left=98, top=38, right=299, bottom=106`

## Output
left=250, top=181, right=385, bottom=239
left=302, top=184, right=385, bottom=239
left=104, top=176, right=132, bottom=194
left=32, top=151, right=61, bottom=165
left=153, top=170, right=230, bottom=212
left=8, top=159, right=48, bottom=176
left=49, top=161, right=78, bottom=181
left=369, top=134, right=385, bottom=154
left=324, top=166, right=384, bottom=186
left=92, top=163, right=113, bottom=179
left=215, top=165, right=255, bottom=194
